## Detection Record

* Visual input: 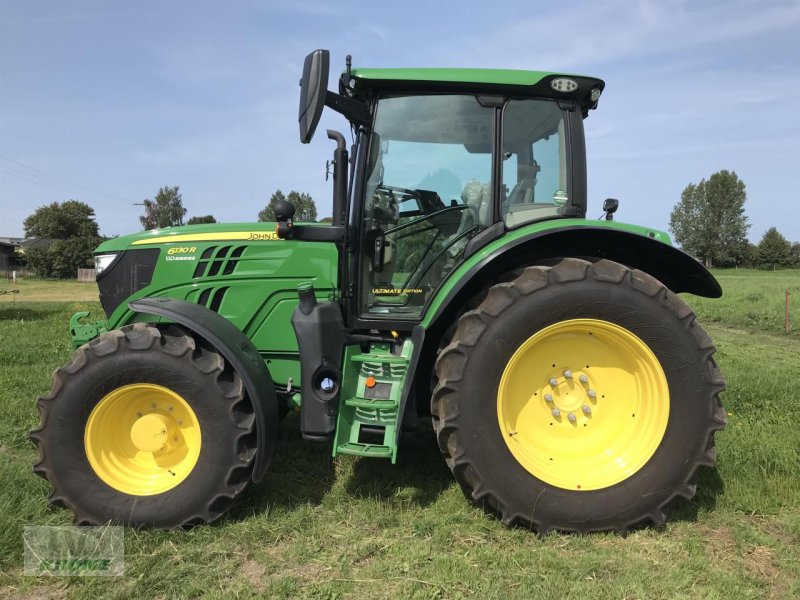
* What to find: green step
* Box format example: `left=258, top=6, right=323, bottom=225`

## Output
left=333, top=341, right=415, bottom=464
left=344, top=397, right=398, bottom=409
left=336, top=442, right=393, bottom=458
left=350, top=353, right=408, bottom=365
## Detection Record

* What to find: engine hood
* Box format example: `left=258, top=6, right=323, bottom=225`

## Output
left=94, top=222, right=285, bottom=253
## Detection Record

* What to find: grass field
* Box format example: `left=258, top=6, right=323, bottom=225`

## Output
left=1, top=271, right=799, bottom=599
left=0, top=278, right=99, bottom=303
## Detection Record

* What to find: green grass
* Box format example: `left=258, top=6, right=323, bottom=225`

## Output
left=0, top=277, right=99, bottom=303
left=1, top=278, right=799, bottom=599
left=687, top=268, right=799, bottom=334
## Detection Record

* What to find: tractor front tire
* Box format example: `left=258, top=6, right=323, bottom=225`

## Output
left=30, top=323, right=258, bottom=527
left=432, top=258, right=726, bottom=533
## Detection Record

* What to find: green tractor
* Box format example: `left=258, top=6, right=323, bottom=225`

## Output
left=30, top=50, right=725, bottom=533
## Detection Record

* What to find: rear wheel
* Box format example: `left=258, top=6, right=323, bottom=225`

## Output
left=432, top=258, right=726, bottom=533
left=30, top=323, right=258, bottom=527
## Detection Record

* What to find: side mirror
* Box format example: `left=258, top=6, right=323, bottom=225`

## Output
left=602, top=198, right=619, bottom=221
left=298, top=49, right=330, bottom=144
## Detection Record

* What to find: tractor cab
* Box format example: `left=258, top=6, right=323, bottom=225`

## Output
left=292, top=49, right=605, bottom=326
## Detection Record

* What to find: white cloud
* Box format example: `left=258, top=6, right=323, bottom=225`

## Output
left=465, top=0, right=800, bottom=70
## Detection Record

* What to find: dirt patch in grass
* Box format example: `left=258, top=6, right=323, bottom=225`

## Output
left=701, top=524, right=738, bottom=564
left=745, top=545, right=778, bottom=580
left=701, top=523, right=784, bottom=593
left=0, top=578, right=67, bottom=600
left=239, top=559, right=267, bottom=592
left=260, top=544, right=327, bottom=582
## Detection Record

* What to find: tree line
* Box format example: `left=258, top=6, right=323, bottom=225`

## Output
left=19, top=186, right=323, bottom=278
left=670, top=170, right=799, bottom=269
left=20, top=171, right=798, bottom=279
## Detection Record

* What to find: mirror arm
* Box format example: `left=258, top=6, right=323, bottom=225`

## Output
left=324, top=91, right=370, bottom=127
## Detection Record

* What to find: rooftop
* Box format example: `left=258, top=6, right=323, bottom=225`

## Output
left=348, top=67, right=605, bottom=112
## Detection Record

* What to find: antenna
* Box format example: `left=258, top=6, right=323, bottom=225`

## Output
left=344, top=55, right=352, bottom=88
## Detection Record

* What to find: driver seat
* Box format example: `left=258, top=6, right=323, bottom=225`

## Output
left=446, top=180, right=490, bottom=257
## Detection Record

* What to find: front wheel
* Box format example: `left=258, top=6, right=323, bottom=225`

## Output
left=30, top=323, right=259, bottom=527
left=432, top=258, right=726, bottom=533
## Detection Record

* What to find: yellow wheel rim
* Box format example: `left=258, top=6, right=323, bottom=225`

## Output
left=497, top=319, right=669, bottom=491
left=84, top=384, right=202, bottom=496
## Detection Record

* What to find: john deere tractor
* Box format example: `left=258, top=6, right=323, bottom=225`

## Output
left=30, top=50, right=725, bottom=533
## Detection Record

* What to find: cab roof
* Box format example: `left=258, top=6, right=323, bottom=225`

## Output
left=347, top=67, right=605, bottom=113
left=351, top=67, right=558, bottom=86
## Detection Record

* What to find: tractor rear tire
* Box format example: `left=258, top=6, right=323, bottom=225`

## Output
left=30, top=323, right=258, bottom=527
left=432, top=258, right=726, bottom=534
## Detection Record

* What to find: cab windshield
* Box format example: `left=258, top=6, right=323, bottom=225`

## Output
left=359, top=94, right=570, bottom=319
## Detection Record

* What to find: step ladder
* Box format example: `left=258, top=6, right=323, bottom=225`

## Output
left=333, top=341, right=412, bottom=463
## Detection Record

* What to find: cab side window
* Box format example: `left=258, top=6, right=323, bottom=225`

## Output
left=502, top=100, right=568, bottom=228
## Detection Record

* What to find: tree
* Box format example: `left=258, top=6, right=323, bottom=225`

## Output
left=740, top=242, right=759, bottom=268
left=139, top=186, right=186, bottom=230
left=756, top=227, right=792, bottom=268
left=22, top=200, right=103, bottom=278
left=23, top=200, right=99, bottom=239
left=791, top=242, right=800, bottom=266
left=187, top=215, right=217, bottom=225
left=318, top=216, right=333, bottom=224
left=24, top=237, right=101, bottom=278
left=669, top=170, right=750, bottom=267
left=258, top=189, right=317, bottom=223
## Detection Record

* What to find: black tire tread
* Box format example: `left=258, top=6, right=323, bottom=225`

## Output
left=431, top=258, right=726, bottom=534
left=29, top=322, right=258, bottom=527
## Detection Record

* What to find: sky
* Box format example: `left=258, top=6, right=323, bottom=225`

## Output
left=1, top=0, right=798, bottom=243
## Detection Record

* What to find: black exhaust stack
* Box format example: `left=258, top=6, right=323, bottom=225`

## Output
left=327, top=130, right=348, bottom=227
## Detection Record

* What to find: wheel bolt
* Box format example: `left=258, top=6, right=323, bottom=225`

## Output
left=579, top=374, right=589, bottom=384
left=549, top=378, right=558, bottom=387
left=544, top=393, right=553, bottom=403
left=563, top=370, right=573, bottom=379
left=551, top=408, right=561, bottom=418
left=587, top=389, right=597, bottom=399
left=582, top=404, right=591, bottom=415
left=568, top=412, right=577, bottom=423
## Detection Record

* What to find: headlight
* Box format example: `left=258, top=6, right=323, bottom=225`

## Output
left=94, top=253, right=118, bottom=275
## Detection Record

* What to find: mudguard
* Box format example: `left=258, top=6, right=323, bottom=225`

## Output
left=404, top=224, right=722, bottom=425
left=128, top=297, right=278, bottom=484
left=424, top=225, right=721, bottom=331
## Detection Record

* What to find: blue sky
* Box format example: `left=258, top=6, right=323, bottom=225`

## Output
left=1, top=0, right=798, bottom=243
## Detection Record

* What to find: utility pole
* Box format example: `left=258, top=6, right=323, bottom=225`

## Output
left=134, top=201, right=154, bottom=230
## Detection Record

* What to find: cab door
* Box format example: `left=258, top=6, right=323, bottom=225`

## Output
left=355, top=94, right=497, bottom=326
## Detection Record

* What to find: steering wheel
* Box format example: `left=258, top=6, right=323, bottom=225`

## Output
left=375, top=184, right=418, bottom=201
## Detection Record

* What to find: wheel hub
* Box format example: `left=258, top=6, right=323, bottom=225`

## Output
left=545, top=370, right=596, bottom=422
left=130, top=412, right=173, bottom=452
